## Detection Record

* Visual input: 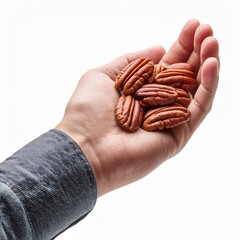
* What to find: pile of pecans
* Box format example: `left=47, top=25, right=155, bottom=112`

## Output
left=114, top=57, right=198, bottom=132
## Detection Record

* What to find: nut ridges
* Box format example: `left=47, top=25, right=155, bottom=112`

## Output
left=115, top=57, right=154, bottom=95
left=114, top=57, right=196, bottom=132
left=142, top=105, right=191, bottom=131
left=115, top=95, right=144, bottom=132
left=135, top=84, right=178, bottom=107
left=154, top=63, right=198, bottom=94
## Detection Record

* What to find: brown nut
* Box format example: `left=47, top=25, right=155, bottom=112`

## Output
left=142, top=105, right=191, bottom=131
left=154, top=64, right=198, bottom=94
left=135, top=84, right=178, bottom=107
left=175, top=88, right=192, bottom=108
left=115, top=95, right=144, bottom=132
left=115, top=57, right=154, bottom=95
left=147, top=64, right=167, bottom=84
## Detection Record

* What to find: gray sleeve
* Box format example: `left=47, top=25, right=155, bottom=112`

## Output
left=0, top=129, right=97, bottom=240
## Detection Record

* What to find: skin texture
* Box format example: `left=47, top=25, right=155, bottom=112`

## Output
left=56, top=19, right=220, bottom=197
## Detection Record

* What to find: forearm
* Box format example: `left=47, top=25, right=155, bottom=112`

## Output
left=0, top=129, right=97, bottom=239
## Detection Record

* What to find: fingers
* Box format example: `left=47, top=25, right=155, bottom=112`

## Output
left=196, top=36, right=219, bottom=83
left=160, top=19, right=200, bottom=66
left=187, top=24, right=213, bottom=73
left=159, top=19, right=214, bottom=76
left=99, top=46, right=166, bottom=81
left=188, top=57, right=219, bottom=133
left=188, top=32, right=219, bottom=133
left=200, top=36, right=219, bottom=65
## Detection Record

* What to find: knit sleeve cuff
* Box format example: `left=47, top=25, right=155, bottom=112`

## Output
left=0, top=129, right=97, bottom=239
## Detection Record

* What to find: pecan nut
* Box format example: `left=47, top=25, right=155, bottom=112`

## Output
left=114, top=58, right=196, bottom=132
left=175, top=88, right=192, bottom=108
left=115, top=57, right=154, bottom=95
left=154, top=63, right=198, bottom=94
left=135, top=84, right=178, bottom=107
left=142, top=105, right=191, bottom=131
left=147, top=64, right=167, bottom=84
left=115, top=95, right=144, bottom=132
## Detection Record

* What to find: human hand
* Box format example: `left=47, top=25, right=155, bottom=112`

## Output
left=56, top=19, right=219, bottom=197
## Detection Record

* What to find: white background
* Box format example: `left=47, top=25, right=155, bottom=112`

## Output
left=0, top=0, right=239, bottom=239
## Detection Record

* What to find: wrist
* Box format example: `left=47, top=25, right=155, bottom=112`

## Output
left=55, top=121, right=106, bottom=197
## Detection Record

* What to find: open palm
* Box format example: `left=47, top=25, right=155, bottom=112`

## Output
left=57, top=19, right=219, bottom=196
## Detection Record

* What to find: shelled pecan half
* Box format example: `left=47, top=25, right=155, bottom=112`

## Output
left=154, top=63, right=198, bottom=94
left=135, top=84, right=178, bottom=107
left=115, top=95, right=144, bottom=132
left=175, top=88, right=192, bottom=108
left=142, top=105, right=191, bottom=131
left=114, top=58, right=197, bottom=132
left=147, top=64, right=167, bottom=84
left=115, top=57, right=154, bottom=95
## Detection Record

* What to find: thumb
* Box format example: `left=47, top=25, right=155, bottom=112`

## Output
left=98, top=46, right=166, bottom=81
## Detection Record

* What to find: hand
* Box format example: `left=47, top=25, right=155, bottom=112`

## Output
left=56, top=19, right=219, bottom=197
